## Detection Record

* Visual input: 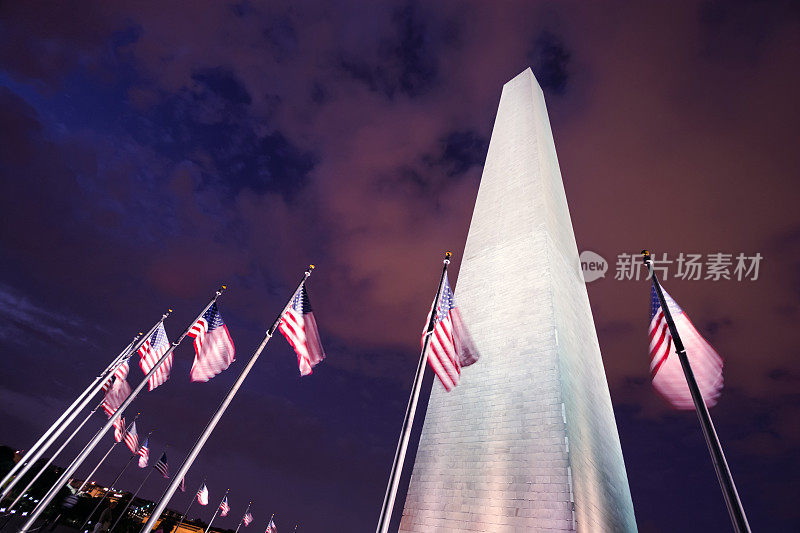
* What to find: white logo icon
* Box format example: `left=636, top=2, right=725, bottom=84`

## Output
left=579, top=251, right=608, bottom=283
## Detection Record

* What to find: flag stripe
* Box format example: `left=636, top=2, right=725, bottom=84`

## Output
left=278, top=285, right=325, bottom=376
left=649, top=284, right=724, bottom=409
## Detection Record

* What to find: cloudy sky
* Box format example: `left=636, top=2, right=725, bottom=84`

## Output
left=1, top=1, right=798, bottom=531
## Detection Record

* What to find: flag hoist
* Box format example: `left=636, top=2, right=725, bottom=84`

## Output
left=109, top=447, right=169, bottom=533
left=642, top=250, right=750, bottom=533
left=376, top=251, right=480, bottom=533
left=19, top=290, right=225, bottom=533
left=76, top=414, right=141, bottom=494
left=141, top=266, right=319, bottom=533
left=0, top=325, right=152, bottom=501
left=172, top=477, right=207, bottom=533
left=203, top=488, right=230, bottom=533
left=79, top=428, right=154, bottom=532
left=234, top=501, right=253, bottom=533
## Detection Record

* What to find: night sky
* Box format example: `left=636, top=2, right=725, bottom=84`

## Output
left=1, top=2, right=799, bottom=532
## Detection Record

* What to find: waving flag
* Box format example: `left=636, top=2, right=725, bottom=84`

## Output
left=139, top=323, right=172, bottom=391
left=102, top=378, right=131, bottom=417
left=154, top=452, right=169, bottom=477
left=265, top=518, right=277, bottom=533
left=242, top=511, right=253, bottom=527
left=423, top=274, right=480, bottom=392
left=113, top=417, right=126, bottom=443
left=137, top=437, right=150, bottom=468
left=189, top=303, right=235, bottom=382
left=178, top=477, right=186, bottom=492
left=124, top=422, right=139, bottom=453
left=278, top=285, right=325, bottom=376
left=197, top=484, right=209, bottom=505
left=649, top=284, right=723, bottom=409
left=219, top=496, right=230, bottom=517
left=102, top=357, right=131, bottom=393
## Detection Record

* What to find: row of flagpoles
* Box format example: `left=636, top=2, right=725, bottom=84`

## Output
left=1, top=250, right=750, bottom=533
left=1, top=265, right=322, bottom=533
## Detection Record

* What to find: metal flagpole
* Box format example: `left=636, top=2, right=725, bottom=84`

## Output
left=376, top=251, right=450, bottom=533
left=0, top=327, right=149, bottom=500
left=6, top=399, right=105, bottom=512
left=0, top=338, right=136, bottom=494
left=79, top=430, right=153, bottom=532
left=77, top=415, right=140, bottom=493
left=203, top=489, right=229, bottom=533
left=141, top=269, right=314, bottom=533
left=108, top=457, right=160, bottom=533
left=233, top=501, right=251, bottom=533
left=264, top=514, right=273, bottom=533
left=20, top=291, right=224, bottom=533
left=172, top=478, right=206, bottom=533
left=3, top=310, right=169, bottom=501
left=641, top=250, right=750, bottom=533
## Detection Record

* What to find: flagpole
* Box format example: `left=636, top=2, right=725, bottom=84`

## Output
left=77, top=415, right=141, bottom=493
left=78, top=429, right=149, bottom=533
left=642, top=250, right=750, bottom=533
left=20, top=291, right=224, bottom=533
left=108, top=456, right=160, bottom=533
left=376, top=251, right=451, bottom=533
left=141, top=269, right=315, bottom=533
left=173, top=478, right=206, bottom=533
left=6, top=399, right=105, bottom=512
left=0, top=338, right=137, bottom=495
left=203, top=489, right=229, bottom=533
left=233, top=501, right=251, bottom=533
left=264, top=514, right=273, bottom=533
left=0, top=327, right=151, bottom=501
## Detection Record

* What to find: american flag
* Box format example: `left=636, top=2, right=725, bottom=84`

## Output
left=423, top=274, right=480, bottom=391
left=102, top=377, right=131, bottom=417
left=103, top=360, right=130, bottom=393
left=154, top=452, right=169, bottom=478
left=242, top=511, right=253, bottom=527
left=265, top=518, right=277, bottom=533
left=137, top=437, right=150, bottom=468
left=178, top=477, right=186, bottom=492
left=113, top=417, right=126, bottom=443
left=197, top=484, right=209, bottom=505
left=278, top=284, right=325, bottom=376
left=124, top=422, right=139, bottom=453
left=219, top=496, right=230, bottom=517
left=649, top=284, right=724, bottom=409
left=138, top=323, right=172, bottom=391
left=189, top=303, right=235, bottom=382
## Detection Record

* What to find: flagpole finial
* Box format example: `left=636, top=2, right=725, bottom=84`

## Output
left=641, top=249, right=651, bottom=261
left=306, top=264, right=315, bottom=276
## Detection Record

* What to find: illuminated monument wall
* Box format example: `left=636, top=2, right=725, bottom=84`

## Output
left=399, top=69, right=637, bottom=532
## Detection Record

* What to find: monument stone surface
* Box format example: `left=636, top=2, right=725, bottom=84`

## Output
left=399, top=68, right=637, bottom=532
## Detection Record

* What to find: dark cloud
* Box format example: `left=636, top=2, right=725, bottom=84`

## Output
left=192, top=67, right=252, bottom=105
left=423, top=130, right=489, bottom=177
left=138, top=70, right=315, bottom=199
left=340, top=2, right=442, bottom=98
left=264, top=14, right=299, bottom=62
left=528, top=30, right=571, bottom=95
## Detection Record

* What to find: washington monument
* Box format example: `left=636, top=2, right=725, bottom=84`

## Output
left=399, top=69, right=637, bottom=531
